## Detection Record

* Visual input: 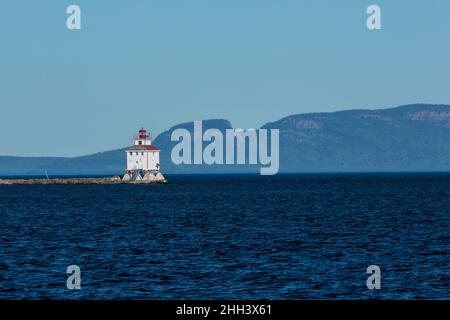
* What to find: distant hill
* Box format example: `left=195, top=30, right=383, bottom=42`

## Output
left=264, top=104, right=450, bottom=172
left=2, top=104, right=450, bottom=175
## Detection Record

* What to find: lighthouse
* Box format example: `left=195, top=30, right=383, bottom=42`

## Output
left=123, top=128, right=166, bottom=182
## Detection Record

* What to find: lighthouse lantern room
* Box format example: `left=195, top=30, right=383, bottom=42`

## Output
left=123, top=128, right=164, bottom=181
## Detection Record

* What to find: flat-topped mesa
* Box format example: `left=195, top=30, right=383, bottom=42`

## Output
left=122, top=127, right=166, bottom=182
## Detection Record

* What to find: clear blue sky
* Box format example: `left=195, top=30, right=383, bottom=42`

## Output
left=1, top=0, right=449, bottom=156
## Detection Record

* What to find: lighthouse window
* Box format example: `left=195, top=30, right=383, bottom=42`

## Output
left=139, top=141, right=142, bottom=145
left=130, top=152, right=133, bottom=155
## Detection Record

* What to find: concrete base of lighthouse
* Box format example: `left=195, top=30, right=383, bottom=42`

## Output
left=122, top=170, right=167, bottom=183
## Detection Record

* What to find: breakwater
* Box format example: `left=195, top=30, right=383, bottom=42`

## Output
left=0, top=176, right=168, bottom=185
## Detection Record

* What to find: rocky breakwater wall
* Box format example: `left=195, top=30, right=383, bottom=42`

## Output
left=0, top=175, right=168, bottom=185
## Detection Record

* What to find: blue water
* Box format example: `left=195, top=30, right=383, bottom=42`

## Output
left=0, top=174, right=449, bottom=299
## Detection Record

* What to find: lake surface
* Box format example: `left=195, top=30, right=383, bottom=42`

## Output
left=0, top=174, right=449, bottom=299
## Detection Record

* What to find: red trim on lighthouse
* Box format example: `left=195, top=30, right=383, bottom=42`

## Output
left=128, top=145, right=160, bottom=151
left=139, top=128, right=149, bottom=139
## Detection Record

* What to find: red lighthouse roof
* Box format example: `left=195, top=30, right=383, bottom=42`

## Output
left=128, top=145, right=160, bottom=151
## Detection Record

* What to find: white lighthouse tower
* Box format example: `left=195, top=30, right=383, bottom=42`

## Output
left=123, top=128, right=165, bottom=182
